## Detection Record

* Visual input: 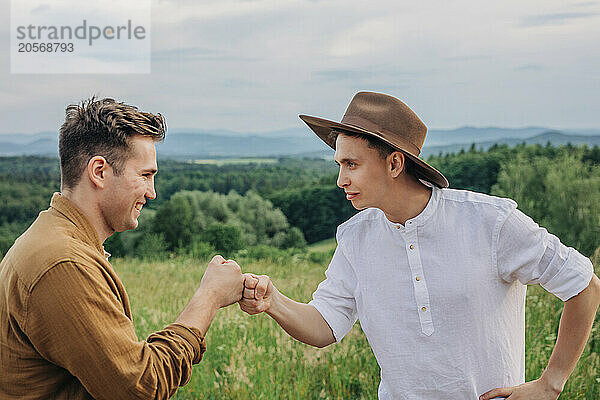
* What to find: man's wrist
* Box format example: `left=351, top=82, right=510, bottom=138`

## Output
left=175, top=292, right=220, bottom=334
left=539, top=369, right=565, bottom=395
left=265, top=287, right=284, bottom=318
left=192, top=290, right=221, bottom=312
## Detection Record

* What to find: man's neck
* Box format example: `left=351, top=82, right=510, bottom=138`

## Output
left=61, top=187, right=113, bottom=244
left=381, top=178, right=432, bottom=226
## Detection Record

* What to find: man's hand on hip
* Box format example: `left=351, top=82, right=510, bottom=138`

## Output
left=479, top=377, right=561, bottom=400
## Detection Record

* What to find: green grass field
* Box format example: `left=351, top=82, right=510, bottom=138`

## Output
left=114, top=245, right=600, bottom=399
left=308, top=238, right=337, bottom=253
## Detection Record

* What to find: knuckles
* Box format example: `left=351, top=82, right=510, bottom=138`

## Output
left=223, top=260, right=242, bottom=273
left=211, top=255, right=225, bottom=264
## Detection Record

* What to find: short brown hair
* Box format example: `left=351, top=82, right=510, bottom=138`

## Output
left=59, top=97, right=166, bottom=189
left=328, top=130, right=421, bottom=179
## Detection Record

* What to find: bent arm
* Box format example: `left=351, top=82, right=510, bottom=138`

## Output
left=267, top=287, right=336, bottom=348
left=241, top=242, right=356, bottom=348
left=481, top=274, right=600, bottom=400
left=26, top=262, right=204, bottom=400
left=540, top=274, right=600, bottom=392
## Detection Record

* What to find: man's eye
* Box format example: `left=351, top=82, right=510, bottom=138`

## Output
left=348, top=162, right=355, bottom=167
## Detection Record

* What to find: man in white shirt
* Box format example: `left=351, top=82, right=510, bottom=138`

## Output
left=239, top=92, right=600, bottom=399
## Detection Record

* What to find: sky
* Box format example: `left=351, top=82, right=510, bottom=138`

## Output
left=1, top=0, right=599, bottom=135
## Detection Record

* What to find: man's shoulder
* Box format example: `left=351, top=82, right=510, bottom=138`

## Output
left=438, top=187, right=517, bottom=213
left=2, top=211, right=103, bottom=291
left=336, top=208, right=383, bottom=240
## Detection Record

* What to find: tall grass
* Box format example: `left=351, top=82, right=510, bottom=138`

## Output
left=115, top=247, right=600, bottom=399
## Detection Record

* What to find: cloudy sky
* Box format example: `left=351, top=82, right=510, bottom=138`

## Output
left=1, top=0, right=599, bottom=135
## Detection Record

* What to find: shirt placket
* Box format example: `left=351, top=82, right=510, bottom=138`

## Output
left=404, top=226, right=434, bottom=336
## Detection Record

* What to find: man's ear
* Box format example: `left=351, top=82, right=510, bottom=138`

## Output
left=87, top=156, right=110, bottom=189
left=389, top=151, right=405, bottom=178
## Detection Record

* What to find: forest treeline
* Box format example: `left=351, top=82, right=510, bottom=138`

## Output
left=1, top=142, right=599, bottom=259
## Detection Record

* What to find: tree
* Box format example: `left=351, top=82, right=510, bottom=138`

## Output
left=135, top=232, right=169, bottom=260
left=269, top=185, right=356, bottom=243
left=104, top=232, right=127, bottom=258
left=492, top=155, right=599, bottom=256
left=201, top=223, right=244, bottom=254
left=151, top=190, right=303, bottom=252
left=153, top=194, right=198, bottom=250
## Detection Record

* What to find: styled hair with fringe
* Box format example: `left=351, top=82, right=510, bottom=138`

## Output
left=59, top=97, right=166, bottom=189
left=328, top=129, right=421, bottom=180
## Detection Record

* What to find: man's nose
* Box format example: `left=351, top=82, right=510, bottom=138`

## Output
left=146, top=178, right=157, bottom=200
left=336, top=169, right=349, bottom=188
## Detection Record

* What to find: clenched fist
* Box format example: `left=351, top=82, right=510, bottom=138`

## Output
left=197, top=255, right=244, bottom=309
left=239, top=273, right=276, bottom=314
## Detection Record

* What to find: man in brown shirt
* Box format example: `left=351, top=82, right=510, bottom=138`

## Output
left=0, top=98, right=244, bottom=399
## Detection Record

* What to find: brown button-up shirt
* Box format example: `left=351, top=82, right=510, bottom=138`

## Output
left=0, top=193, right=206, bottom=399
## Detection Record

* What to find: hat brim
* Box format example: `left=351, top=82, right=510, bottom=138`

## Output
left=299, top=114, right=449, bottom=188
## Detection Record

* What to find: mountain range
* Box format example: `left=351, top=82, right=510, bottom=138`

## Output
left=1, top=127, right=599, bottom=159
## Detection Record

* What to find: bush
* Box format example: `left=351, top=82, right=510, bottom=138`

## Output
left=185, top=238, right=217, bottom=260
left=237, top=245, right=293, bottom=263
left=308, top=249, right=335, bottom=265
left=153, top=195, right=197, bottom=250
left=270, top=226, right=307, bottom=249
left=104, top=232, right=127, bottom=258
left=268, top=186, right=356, bottom=244
left=152, top=190, right=300, bottom=252
left=135, top=232, right=168, bottom=261
left=201, top=223, right=244, bottom=255
left=282, top=227, right=307, bottom=249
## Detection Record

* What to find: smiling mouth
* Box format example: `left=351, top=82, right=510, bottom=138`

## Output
left=345, top=192, right=359, bottom=200
left=134, top=203, right=144, bottom=212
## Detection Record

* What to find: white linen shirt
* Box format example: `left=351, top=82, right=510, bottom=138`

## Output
left=308, top=186, right=594, bottom=400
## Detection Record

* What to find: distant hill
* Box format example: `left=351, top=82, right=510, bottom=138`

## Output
left=420, top=131, right=600, bottom=158
left=1, top=127, right=598, bottom=159
left=157, top=133, right=331, bottom=159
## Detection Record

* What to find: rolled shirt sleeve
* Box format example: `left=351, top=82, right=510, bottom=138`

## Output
left=309, top=242, right=358, bottom=342
left=24, top=261, right=206, bottom=400
left=496, top=208, right=594, bottom=301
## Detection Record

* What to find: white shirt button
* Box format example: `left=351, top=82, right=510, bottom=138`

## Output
left=421, top=306, right=427, bottom=312
left=409, top=244, right=415, bottom=250
left=415, top=276, right=421, bottom=281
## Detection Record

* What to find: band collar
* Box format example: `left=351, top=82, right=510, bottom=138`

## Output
left=383, top=183, right=440, bottom=232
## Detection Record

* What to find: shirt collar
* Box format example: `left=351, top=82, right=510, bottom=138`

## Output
left=383, top=184, right=440, bottom=231
left=50, top=192, right=105, bottom=256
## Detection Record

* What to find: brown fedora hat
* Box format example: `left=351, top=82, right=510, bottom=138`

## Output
left=299, top=91, right=449, bottom=188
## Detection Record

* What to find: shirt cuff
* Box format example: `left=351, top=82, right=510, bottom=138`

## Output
left=541, top=249, right=595, bottom=301
left=164, top=323, right=207, bottom=364
left=308, top=300, right=353, bottom=343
